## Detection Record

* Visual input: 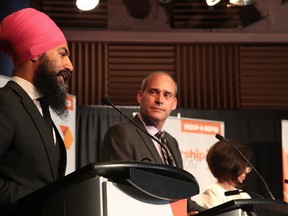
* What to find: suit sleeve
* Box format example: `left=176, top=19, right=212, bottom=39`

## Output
left=188, top=198, right=207, bottom=213
left=0, top=91, right=14, bottom=158
left=0, top=91, right=27, bottom=204
left=100, top=124, right=135, bottom=161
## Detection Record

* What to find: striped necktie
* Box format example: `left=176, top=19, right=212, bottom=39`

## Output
left=155, top=130, right=175, bottom=166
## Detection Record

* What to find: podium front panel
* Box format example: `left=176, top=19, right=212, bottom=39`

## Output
left=213, top=209, right=246, bottom=216
left=197, top=199, right=288, bottom=216
left=41, top=177, right=103, bottom=216
left=65, top=177, right=103, bottom=216
left=19, top=162, right=196, bottom=216
left=103, top=181, right=187, bottom=216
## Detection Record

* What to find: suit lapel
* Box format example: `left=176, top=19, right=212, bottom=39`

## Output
left=133, top=115, right=165, bottom=164
left=133, top=114, right=183, bottom=168
left=53, top=123, right=67, bottom=177
left=7, top=81, right=58, bottom=180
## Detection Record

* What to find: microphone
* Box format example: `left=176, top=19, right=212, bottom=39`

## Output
left=215, top=134, right=275, bottom=200
left=225, top=189, right=264, bottom=199
left=102, top=96, right=175, bottom=166
left=285, top=179, right=288, bottom=184
left=225, top=190, right=241, bottom=196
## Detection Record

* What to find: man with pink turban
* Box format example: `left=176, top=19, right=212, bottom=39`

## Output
left=0, top=7, right=73, bottom=214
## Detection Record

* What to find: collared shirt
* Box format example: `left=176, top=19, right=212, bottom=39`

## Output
left=137, top=113, right=164, bottom=161
left=12, top=76, right=41, bottom=103
left=11, top=76, right=56, bottom=144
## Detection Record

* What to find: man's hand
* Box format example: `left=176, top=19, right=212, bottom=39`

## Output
left=188, top=211, right=199, bottom=215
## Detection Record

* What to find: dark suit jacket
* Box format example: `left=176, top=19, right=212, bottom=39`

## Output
left=101, top=114, right=183, bottom=166
left=0, top=81, right=66, bottom=205
left=100, top=114, right=206, bottom=212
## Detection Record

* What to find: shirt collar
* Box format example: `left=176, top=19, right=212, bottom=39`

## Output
left=137, top=112, right=160, bottom=136
left=11, top=76, right=41, bottom=100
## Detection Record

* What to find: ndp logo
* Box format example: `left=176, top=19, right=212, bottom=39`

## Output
left=181, top=119, right=222, bottom=135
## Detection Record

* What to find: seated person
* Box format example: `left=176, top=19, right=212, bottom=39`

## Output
left=200, top=139, right=253, bottom=208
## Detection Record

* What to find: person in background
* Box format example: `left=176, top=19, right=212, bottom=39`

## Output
left=101, top=71, right=205, bottom=215
left=0, top=7, right=73, bottom=213
left=200, top=139, right=253, bottom=208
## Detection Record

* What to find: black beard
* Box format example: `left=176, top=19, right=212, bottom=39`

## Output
left=33, top=60, right=71, bottom=119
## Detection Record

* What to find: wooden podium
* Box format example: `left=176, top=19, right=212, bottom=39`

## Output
left=197, top=198, right=288, bottom=216
left=18, top=162, right=199, bottom=216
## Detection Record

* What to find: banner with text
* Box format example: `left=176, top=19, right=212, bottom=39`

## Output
left=164, top=116, right=224, bottom=202
left=281, top=120, right=288, bottom=202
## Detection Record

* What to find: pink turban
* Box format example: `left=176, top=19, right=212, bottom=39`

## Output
left=0, top=8, right=67, bottom=65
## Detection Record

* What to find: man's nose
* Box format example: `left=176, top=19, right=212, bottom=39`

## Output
left=64, top=57, right=74, bottom=72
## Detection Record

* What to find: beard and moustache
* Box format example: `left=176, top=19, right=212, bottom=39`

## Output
left=33, top=57, right=72, bottom=119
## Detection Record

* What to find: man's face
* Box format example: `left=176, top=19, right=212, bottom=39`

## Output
left=33, top=44, right=73, bottom=119
left=137, top=73, right=177, bottom=128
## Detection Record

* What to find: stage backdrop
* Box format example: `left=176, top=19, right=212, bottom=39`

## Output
left=164, top=116, right=224, bottom=202
left=281, top=120, right=288, bottom=202
left=0, top=75, right=76, bottom=174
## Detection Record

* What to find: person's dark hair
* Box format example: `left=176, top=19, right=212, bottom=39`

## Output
left=206, top=139, right=253, bottom=185
left=141, top=71, right=178, bottom=96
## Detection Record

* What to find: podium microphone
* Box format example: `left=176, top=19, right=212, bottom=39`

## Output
left=225, top=189, right=264, bottom=199
left=102, top=96, right=174, bottom=166
left=225, top=190, right=241, bottom=196
left=215, top=134, right=275, bottom=200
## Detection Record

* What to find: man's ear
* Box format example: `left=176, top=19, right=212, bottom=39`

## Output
left=30, top=56, right=38, bottom=63
left=137, top=90, right=142, bottom=104
left=172, top=97, right=178, bottom=110
left=31, top=54, right=43, bottom=63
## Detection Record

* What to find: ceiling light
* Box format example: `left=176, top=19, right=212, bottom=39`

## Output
left=76, top=0, right=99, bottom=11
left=229, top=0, right=254, bottom=6
left=206, top=0, right=221, bottom=6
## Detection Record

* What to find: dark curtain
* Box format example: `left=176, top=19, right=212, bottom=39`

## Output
left=76, top=105, right=288, bottom=200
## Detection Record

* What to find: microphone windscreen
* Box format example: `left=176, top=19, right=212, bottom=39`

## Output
left=102, top=96, right=112, bottom=105
left=215, top=134, right=224, bottom=141
left=224, top=190, right=240, bottom=196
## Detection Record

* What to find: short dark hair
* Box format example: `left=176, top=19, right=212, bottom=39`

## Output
left=206, top=139, right=253, bottom=184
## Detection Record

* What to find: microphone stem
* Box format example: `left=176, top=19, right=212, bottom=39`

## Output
left=216, top=134, right=275, bottom=200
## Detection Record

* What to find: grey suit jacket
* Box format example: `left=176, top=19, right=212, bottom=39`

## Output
left=100, top=114, right=206, bottom=213
left=0, top=81, right=66, bottom=205
left=101, top=114, right=183, bottom=167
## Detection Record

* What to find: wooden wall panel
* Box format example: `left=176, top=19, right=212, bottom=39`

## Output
left=175, top=44, right=239, bottom=108
left=239, top=45, right=288, bottom=109
left=106, top=44, right=175, bottom=105
left=68, top=42, right=106, bottom=105
left=67, top=42, right=288, bottom=109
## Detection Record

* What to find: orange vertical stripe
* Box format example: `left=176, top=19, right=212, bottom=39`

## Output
left=170, top=199, right=187, bottom=216
left=282, top=148, right=288, bottom=202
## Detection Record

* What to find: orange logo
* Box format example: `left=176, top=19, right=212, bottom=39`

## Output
left=181, top=119, right=222, bottom=135
left=66, top=95, right=74, bottom=111
left=60, top=125, right=74, bottom=150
